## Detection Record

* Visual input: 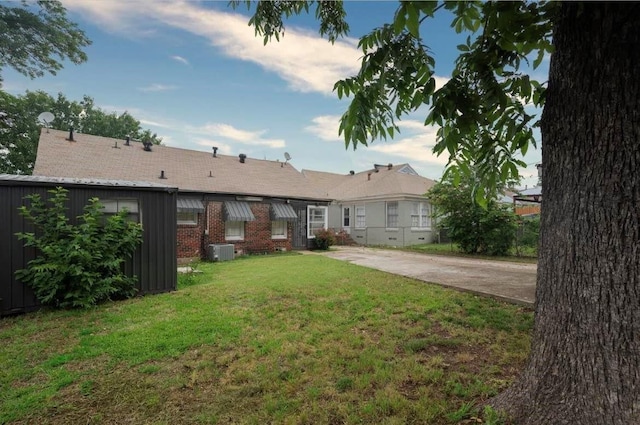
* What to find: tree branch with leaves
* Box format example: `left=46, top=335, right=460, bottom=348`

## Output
left=0, top=0, right=90, bottom=84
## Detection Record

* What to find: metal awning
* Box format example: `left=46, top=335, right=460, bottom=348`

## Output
left=223, top=201, right=255, bottom=221
left=270, top=203, right=298, bottom=221
left=177, top=198, right=205, bottom=213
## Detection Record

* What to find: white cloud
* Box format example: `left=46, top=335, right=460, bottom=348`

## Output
left=197, top=123, right=265, bottom=142
left=138, top=83, right=178, bottom=92
left=304, top=115, right=343, bottom=142
left=139, top=118, right=173, bottom=129
left=397, top=119, right=429, bottom=132
left=194, top=139, right=233, bottom=153
left=62, top=0, right=361, bottom=95
left=189, top=123, right=285, bottom=148
left=368, top=126, right=448, bottom=167
left=170, top=55, right=190, bottom=66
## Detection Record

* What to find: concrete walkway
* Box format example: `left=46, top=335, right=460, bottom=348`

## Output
left=311, top=246, right=537, bottom=306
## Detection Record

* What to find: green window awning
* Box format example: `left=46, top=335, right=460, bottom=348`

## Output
left=270, top=203, right=298, bottom=221
left=177, top=198, right=205, bottom=213
left=223, top=201, right=255, bottom=221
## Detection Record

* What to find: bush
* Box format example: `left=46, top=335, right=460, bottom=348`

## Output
left=15, top=187, right=143, bottom=309
left=429, top=178, right=518, bottom=256
left=514, top=216, right=539, bottom=256
left=333, top=229, right=352, bottom=246
left=517, top=216, right=540, bottom=247
left=312, top=228, right=336, bottom=250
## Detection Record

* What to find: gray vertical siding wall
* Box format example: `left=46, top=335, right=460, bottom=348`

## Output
left=333, top=200, right=435, bottom=247
left=0, top=181, right=177, bottom=316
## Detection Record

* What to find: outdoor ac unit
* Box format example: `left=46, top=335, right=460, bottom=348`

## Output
left=208, top=244, right=235, bottom=261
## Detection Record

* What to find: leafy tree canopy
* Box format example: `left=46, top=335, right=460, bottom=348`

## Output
left=233, top=0, right=555, bottom=202
left=0, top=0, right=90, bottom=83
left=0, top=90, right=162, bottom=174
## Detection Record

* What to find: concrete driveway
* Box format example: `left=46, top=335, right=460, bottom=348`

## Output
left=314, top=246, right=537, bottom=306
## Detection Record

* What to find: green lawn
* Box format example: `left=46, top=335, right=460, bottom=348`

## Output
left=1, top=254, right=532, bottom=424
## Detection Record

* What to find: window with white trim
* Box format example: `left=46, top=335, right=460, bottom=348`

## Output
left=355, top=206, right=366, bottom=228
left=271, top=221, right=287, bottom=239
left=411, top=202, right=431, bottom=229
left=177, top=211, right=198, bottom=225
left=101, top=199, right=140, bottom=223
left=225, top=221, right=244, bottom=240
left=343, top=207, right=351, bottom=227
left=386, top=201, right=398, bottom=229
left=307, top=206, right=328, bottom=238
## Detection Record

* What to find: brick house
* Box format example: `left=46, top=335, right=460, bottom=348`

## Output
left=33, top=129, right=331, bottom=261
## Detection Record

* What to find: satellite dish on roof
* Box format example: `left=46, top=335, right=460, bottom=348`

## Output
left=37, top=112, right=55, bottom=133
left=37, top=112, right=54, bottom=126
left=284, top=152, right=291, bottom=161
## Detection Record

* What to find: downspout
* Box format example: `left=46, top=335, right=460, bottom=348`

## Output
left=201, top=198, right=209, bottom=259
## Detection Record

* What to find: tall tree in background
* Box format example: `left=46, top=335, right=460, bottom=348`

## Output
left=0, top=0, right=90, bottom=84
left=235, top=1, right=640, bottom=423
left=0, top=91, right=161, bottom=174
left=0, top=0, right=93, bottom=173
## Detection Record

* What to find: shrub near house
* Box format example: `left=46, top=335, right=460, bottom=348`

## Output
left=312, top=228, right=336, bottom=250
left=16, top=187, right=143, bottom=309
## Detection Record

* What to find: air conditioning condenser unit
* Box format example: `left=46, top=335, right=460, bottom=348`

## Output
left=208, top=244, right=235, bottom=261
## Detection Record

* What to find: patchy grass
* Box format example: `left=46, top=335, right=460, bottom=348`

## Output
left=1, top=254, right=532, bottom=424
left=401, top=243, right=538, bottom=263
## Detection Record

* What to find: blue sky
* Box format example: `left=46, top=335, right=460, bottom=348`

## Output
left=4, top=1, right=543, bottom=187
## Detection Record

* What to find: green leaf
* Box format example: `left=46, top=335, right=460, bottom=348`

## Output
left=533, top=48, right=545, bottom=69
left=405, top=2, right=420, bottom=38
left=393, top=3, right=407, bottom=34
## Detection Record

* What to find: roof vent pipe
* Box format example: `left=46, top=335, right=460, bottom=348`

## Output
left=212, top=146, right=218, bottom=157
left=367, top=172, right=372, bottom=181
left=125, top=136, right=130, bottom=146
left=388, top=163, right=393, bottom=170
left=143, top=141, right=152, bottom=152
left=159, top=170, right=166, bottom=179
left=349, top=170, right=355, bottom=175
left=66, top=127, right=75, bottom=142
left=239, top=153, right=247, bottom=163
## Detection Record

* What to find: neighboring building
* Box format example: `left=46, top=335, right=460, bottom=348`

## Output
left=303, top=163, right=437, bottom=247
left=0, top=174, right=178, bottom=316
left=513, top=186, right=542, bottom=216
left=33, top=129, right=331, bottom=261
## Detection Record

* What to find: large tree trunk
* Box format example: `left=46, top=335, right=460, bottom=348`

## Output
left=491, top=3, right=640, bottom=424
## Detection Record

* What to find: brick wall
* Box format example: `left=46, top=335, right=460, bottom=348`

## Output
left=178, top=201, right=294, bottom=261
left=177, top=211, right=205, bottom=261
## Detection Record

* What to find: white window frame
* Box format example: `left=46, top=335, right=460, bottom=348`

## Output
left=225, top=221, right=245, bottom=241
left=386, top=201, right=399, bottom=229
left=307, top=206, right=328, bottom=238
left=342, top=206, right=351, bottom=228
left=177, top=211, right=198, bottom=225
left=411, top=202, right=431, bottom=230
left=355, top=205, right=366, bottom=229
left=100, top=199, right=141, bottom=223
left=271, top=220, right=287, bottom=240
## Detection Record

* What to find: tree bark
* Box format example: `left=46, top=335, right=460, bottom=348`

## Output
left=491, top=3, right=640, bottom=424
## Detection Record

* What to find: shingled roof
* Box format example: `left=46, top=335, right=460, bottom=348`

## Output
left=303, top=163, right=436, bottom=201
left=33, top=129, right=329, bottom=201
